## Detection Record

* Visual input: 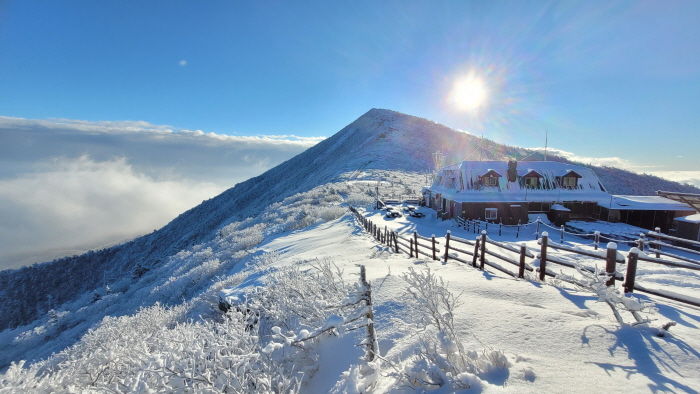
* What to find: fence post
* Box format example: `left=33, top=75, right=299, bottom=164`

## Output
left=499, top=222, right=502, bottom=236
left=624, top=247, right=639, bottom=293
left=479, top=231, right=486, bottom=270
left=637, top=234, right=645, bottom=252
left=606, top=242, right=618, bottom=287
left=384, top=226, right=388, bottom=244
left=518, top=243, right=527, bottom=279
left=359, top=265, right=379, bottom=361
left=414, top=231, right=419, bottom=258
left=472, top=238, right=479, bottom=267
left=409, top=238, right=414, bottom=258
left=536, top=220, right=540, bottom=240
left=393, top=232, right=399, bottom=253
left=594, top=231, right=600, bottom=250
left=560, top=225, right=565, bottom=243
left=431, top=234, right=437, bottom=260
left=654, top=227, right=661, bottom=258
left=539, top=232, right=548, bottom=281
left=444, top=231, right=451, bottom=263
left=516, top=221, right=520, bottom=239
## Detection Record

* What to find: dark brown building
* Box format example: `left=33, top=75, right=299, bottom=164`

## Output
left=425, top=161, right=694, bottom=230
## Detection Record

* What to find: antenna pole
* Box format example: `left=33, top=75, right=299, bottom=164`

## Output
left=544, top=130, right=548, bottom=161
left=480, top=134, right=484, bottom=161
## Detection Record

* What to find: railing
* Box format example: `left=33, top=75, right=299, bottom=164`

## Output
left=350, top=207, right=700, bottom=308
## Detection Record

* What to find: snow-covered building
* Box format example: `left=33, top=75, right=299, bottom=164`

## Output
left=598, top=195, right=695, bottom=232
left=673, top=214, right=700, bottom=242
left=424, top=160, right=694, bottom=230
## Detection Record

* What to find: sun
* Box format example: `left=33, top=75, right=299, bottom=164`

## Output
left=449, top=74, right=488, bottom=112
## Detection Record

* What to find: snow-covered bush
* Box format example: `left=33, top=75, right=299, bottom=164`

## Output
left=1, top=258, right=356, bottom=392
left=396, top=267, right=512, bottom=390
left=313, top=205, right=347, bottom=222
left=344, top=191, right=375, bottom=209
left=2, top=303, right=299, bottom=392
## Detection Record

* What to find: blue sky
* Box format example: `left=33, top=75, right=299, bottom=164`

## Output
left=1, top=0, right=699, bottom=171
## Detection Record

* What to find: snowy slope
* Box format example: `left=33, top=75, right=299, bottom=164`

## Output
left=1, top=107, right=697, bottom=331
left=3, top=209, right=699, bottom=392
left=0, top=110, right=700, bottom=392
left=3, top=109, right=694, bottom=329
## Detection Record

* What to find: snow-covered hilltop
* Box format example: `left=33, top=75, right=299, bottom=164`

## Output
left=1, top=109, right=696, bottom=331
left=1, top=109, right=699, bottom=392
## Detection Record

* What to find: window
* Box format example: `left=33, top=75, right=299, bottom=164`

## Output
left=561, top=176, right=577, bottom=188
left=483, top=176, right=499, bottom=187
left=485, top=208, right=498, bottom=221
left=524, top=176, right=539, bottom=188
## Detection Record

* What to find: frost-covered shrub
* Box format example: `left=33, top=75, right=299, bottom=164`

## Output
left=397, top=267, right=512, bottom=390
left=254, top=259, right=348, bottom=331
left=216, top=222, right=267, bottom=252
left=313, top=205, right=347, bottom=222
left=1, top=303, right=299, bottom=392
left=344, top=191, right=375, bottom=209
left=1, top=258, right=353, bottom=393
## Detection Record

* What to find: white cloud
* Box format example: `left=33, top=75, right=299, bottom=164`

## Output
left=526, top=146, right=700, bottom=188
left=648, top=171, right=700, bottom=188
left=0, top=116, right=326, bottom=269
left=0, top=156, right=226, bottom=270
left=527, top=146, right=636, bottom=169
left=179, top=59, right=188, bottom=67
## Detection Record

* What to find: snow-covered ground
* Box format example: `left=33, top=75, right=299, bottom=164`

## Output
left=2, top=106, right=700, bottom=392
left=4, top=202, right=699, bottom=392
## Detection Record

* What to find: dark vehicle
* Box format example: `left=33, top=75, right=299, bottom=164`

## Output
left=409, top=210, right=425, bottom=218
left=385, top=207, right=402, bottom=218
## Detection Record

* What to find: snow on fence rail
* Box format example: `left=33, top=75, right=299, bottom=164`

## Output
left=349, top=207, right=700, bottom=308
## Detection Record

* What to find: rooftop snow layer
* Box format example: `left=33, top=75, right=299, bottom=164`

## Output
left=603, top=195, right=694, bottom=211
left=429, top=160, right=610, bottom=203
left=675, top=213, right=700, bottom=223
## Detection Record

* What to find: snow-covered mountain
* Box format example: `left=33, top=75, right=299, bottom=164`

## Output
left=2, top=108, right=699, bottom=392
left=1, top=108, right=697, bottom=333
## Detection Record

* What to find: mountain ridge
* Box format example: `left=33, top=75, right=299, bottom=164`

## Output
left=0, top=108, right=697, bottom=331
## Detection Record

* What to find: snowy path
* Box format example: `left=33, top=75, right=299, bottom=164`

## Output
left=261, top=214, right=700, bottom=393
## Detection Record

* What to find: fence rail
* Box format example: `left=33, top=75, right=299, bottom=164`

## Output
left=350, top=207, right=700, bottom=308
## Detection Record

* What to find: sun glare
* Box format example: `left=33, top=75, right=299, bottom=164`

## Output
left=449, top=74, right=488, bottom=112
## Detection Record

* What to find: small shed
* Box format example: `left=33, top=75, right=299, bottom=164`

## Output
left=673, top=214, right=700, bottom=242
left=598, top=195, right=695, bottom=232
left=548, top=203, right=571, bottom=226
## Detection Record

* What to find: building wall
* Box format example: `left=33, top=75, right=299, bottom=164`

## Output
left=458, top=202, right=528, bottom=224
left=598, top=208, right=695, bottom=232
left=674, top=220, right=700, bottom=242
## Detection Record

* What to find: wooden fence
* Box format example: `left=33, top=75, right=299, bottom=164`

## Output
left=350, top=207, right=700, bottom=308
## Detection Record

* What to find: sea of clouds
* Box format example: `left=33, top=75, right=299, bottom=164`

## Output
left=0, top=116, right=323, bottom=269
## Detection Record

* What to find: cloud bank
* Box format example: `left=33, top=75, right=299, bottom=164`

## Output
left=0, top=116, right=324, bottom=269
left=528, top=146, right=700, bottom=188
left=648, top=171, right=700, bottom=188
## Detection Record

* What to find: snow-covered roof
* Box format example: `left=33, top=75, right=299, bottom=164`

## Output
left=675, top=213, right=700, bottom=224
left=602, top=195, right=694, bottom=211
left=551, top=204, right=571, bottom=212
left=429, top=161, right=610, bottom=203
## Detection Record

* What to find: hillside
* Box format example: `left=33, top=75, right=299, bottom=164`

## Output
left=1, top=108, right=699, bottom=392
left=1, top=108, right=697, bottom=332
left=2, top=186, right=699, bottom=392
